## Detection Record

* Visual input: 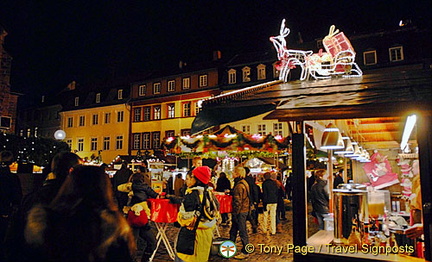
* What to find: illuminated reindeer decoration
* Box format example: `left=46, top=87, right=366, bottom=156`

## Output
left=270, top=20, right=363, bottom=81
left=269, top=19, right=312, bottom=81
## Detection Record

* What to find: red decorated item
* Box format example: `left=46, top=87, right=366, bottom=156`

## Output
left=127, top=210, right=148, bottom=227
left=148, top=199, right=179, bottom=223
left=363, top=151, right=399, bottom=189
left=215, top=194, right=232, bottom=214
left=323, top=25, right=355, bottom=58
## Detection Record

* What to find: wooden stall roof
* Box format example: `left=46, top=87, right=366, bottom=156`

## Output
left=192, top=67, right=432, bottom=150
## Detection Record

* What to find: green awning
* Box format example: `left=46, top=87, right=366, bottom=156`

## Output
left=191, top=103, right=276, bottom=134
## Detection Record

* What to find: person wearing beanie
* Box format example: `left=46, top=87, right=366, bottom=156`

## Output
left=192, top=166, right=211, bottom=185
left=175, top=166, right=219, bottom=262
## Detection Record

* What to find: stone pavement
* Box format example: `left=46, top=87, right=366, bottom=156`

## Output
left=145, top=208, right=299, bottom=262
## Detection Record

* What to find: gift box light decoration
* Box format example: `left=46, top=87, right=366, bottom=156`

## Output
left=270, top=20, right=363, bottom=82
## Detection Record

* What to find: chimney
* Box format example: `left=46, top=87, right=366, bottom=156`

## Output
left=67, top=81, right=76, bottom=90
left=179, top=61, right=187, bottom=69
left=213, top=50, right=222, bottom=61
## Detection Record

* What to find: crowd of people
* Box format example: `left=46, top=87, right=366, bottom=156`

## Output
left=1, top=152, right=295, bottom=262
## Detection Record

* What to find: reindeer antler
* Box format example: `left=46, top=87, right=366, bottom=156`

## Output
left=279, top=19, right=290, bottom=38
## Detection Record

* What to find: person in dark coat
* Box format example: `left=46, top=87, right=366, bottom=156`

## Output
left=5, top=152, right=81, bottom=261
left=128, top=172, right=159, bottom=262
left=333, top=169, right=344, bottom=189
left=175, top=166, right=219, bottom=262
left=284, top=172, right=292, bottom=200
left=243, top=167, right=259, bottom=233
left=261, top=172, right=278, bottom=235
left=113, top=162, right=133, bottom=210
left=25, top=165, right=136, bottom=261
left=0, top=151, right=22, bottom=261
left=216, top=172, right=231, bottom=225
left=275, top=173, right=287, bottom=223
left=310, top=169, right=330, bottom=230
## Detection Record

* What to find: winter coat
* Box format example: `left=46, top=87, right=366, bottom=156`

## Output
left=25, top=205, right=135, bottom=262
left=0, top=168, right=22, bottom=216
left=176, top=186, right=219, bottom=262
left=262, top=179, right=278, bottom=205
left=112, top=167, right=132, bottom=191
left=310, top=178, right=329, bottom=214
left=244, top=175, right=260, bottom=204
left=130, top=181, right=158, bottom=206
left=232, top=178, right=250, bottom=214
left=215, top=176, right=231, bottom=193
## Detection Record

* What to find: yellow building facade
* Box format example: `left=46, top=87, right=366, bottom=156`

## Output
left=60, top=103, right=130, bottom=164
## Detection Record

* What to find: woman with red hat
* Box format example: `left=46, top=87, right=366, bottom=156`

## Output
left=175, top=166, right=220, bottom=262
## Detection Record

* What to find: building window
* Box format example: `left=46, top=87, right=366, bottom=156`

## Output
left=152, top=132, right=161, bottom=149
left=228, top=69, right=236, bottom=84
left=167, top=80, right=175, bottom=92
left=258, top=124, right=267, bottom=135
left=117, top=89, right=123, bottom=99
left=273, top=123, right=283, bottom=136
left=182, top=77, right=190, bottom=89
left=103, top=136, right=110, bottom=150
left=199, top=75, right=208, bottom=87
left=96, top=93, right=101, bottom=103
left=242, top=125, right=251, bottom=134
left=144, top=106, right=151, bottom=121
left=257, top=64, right=266, bottom=80
left=66, top=139, right=72, bottom=148
left=166, top=130, right=175, bottom=139
left=92, top=114, right=99, bottom=125
left=104, top=113, right=111, bottom=124
left=273, top=63, right=280, bottom=79
left=153, top=82, right=161, bottom=94
left=142, top=133, right=150, bottom=149
left=77, top=138, right=84, bottom=152
left=138, top=85, right=146, bottom=96
left=363, top=50, right=377, bottom=65
left=242, top=66, right=251, bottom=82
left=67, top=117, right=73, bottom=128
left=133, top=108, right=142, bottom=122
left=153, top=105, right=161, bottom=120
left=79, top=116, right=85, bottom=127
left=389, top=46, right=404, bottom=62
left=91, top=137, right=98, bottom=151
left=117, top=111, right=124, bottom=122
left=167, top=104, right=175, bottom=118
left=74, top=97, right=79, bottom=106
left=133, top=134, right=141, bottom=150
left=183, top=102, right=191, bottom=117
left=116, top=135, right=123, bottom=150
left=181, top=129, right=191, bottom=136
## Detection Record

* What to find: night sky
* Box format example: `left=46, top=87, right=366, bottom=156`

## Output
left=0, top=0, right=430, bottom=100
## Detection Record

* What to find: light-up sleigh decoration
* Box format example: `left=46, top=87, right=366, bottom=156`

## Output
left=270, top=20, right=362, bottom=81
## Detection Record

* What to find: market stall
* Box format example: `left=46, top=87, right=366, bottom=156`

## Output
left=191, top=66, right=432, bottom=262
left=162, top=125, right=291, bottom=175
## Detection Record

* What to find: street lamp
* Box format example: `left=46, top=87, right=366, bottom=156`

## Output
left=54, top=130, right=66, bottom=140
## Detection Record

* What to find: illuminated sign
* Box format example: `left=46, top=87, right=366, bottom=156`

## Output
left=270, top=19, right=362, bottom=82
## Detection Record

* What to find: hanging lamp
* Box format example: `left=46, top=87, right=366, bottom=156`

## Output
left=320, top=123, right=345, bottom=149
left=334, top=136, right=354, bottom=154
left=345, top=141, right=361, bottom=157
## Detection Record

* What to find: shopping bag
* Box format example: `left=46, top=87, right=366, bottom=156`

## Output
left=127, top=210, right=148, bottom=227
left=176, top=227, right=196, bottom=255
